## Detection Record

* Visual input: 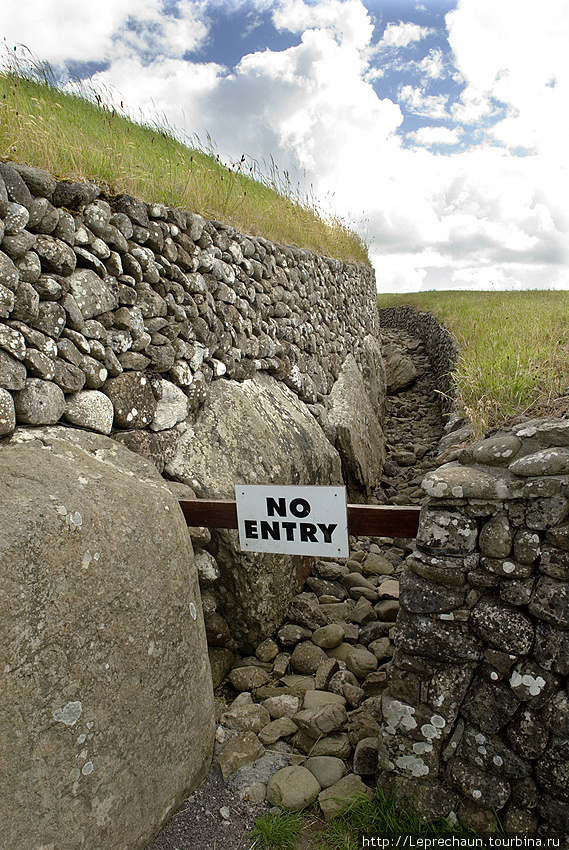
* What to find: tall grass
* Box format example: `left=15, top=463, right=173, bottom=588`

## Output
left=0, top=45, right=369, bottom=264
left=378, top=290, right=569, bottom=437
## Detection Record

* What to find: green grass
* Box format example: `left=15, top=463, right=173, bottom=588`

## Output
left=0, top=47, right=369, bottom=264
left=251, top=809, right=304, bottom=849
left=378, top=290, right=569, bottom=437
left=253, top=790, right=480, bottom=850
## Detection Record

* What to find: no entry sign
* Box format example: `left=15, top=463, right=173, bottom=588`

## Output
left=235, top=485, right=349, bottom=557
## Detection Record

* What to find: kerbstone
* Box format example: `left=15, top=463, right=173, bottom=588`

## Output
left=0, top=427, right=214, bottom=850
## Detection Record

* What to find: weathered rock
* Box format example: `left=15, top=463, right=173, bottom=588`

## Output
left=0, top=386, right=16, bottom=435
left=304, top=756, right=346, bottom=788
left=63, top=390, right=114, bottom=434
left=266, top=765, right=321, bottom=811
left=0, top=427, right=214, bottom=850
left=318, top=773, right=374, bottom=820
left=102, top=371, right=157, bottom=429
left=13, top=377, right=65, bottom=425
left=328, top=354, right=385, bottom=496
left=216, top=732, right=265, bottom=781
left=165, top=373, right=341, bottom=649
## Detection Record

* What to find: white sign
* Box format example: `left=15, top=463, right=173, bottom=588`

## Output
left=235, top=484, right=349, bottom=557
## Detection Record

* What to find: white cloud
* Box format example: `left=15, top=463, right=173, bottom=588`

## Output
left=379, top=21, right=430, bottom=48
left=399, top=85, right=448, bottom=119
left=408, top=126, right=462, bottom=146
left=273, top=0, right=373, bottom=46
left=1, top=0, right=567, bottom=292
left=447, top=0, right=569, bottom=157
left=418, top=48, right=445, bottom=79
left=0, top=0, right=209, bottom=66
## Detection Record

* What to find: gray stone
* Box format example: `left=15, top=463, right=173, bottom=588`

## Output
left=479, top=513, right=513, bottom=558
left=318, top=774, right=374, bottom=820
left=11, top=163, right=57, bottom=198
left=35, top=234, right=76, bottom=275
left=328, top=354, right=385, bottom=495
left=216, top=732, right=265, bottom=781
left=345, top=646, right=378, bottom=679
left=461, top=677, right=520, bottom=734
left=471, top=434, right=522, bottom=465
left=262, top=695, right=300, bottom=719
left=0, top=164, right=33, bottom=206
left=304, top=756, right=346, bottom=789
left=416, top=507, right=478, bottom=554
left=258, top=716, right=298, bottom=745
left=399, top=570, right=465, bottom=613
left=526, top=496, right=569, bottom=530
left=311, top=624, right=345, bottom=649
left=470, top=596, right=534, bottom=655
left=266, top=765, right=321, bottom=811
left=353, top=736, right=378, bottom=775
left=534, top=737, right=569, bottom=803
left=447, top=756, right=510, bottom=809
left=52, top=180, right=100, bottom=209
left=291, top=641, right=328, bottom=675
left=228, top=666, right=270, bottom=692
left=0, top=349, right=27, bottom=389
left=102, top=371, right=157, bottom=429
left=53, top=359, right=87, bottom=393
left=149, top=378, right=188, bottom=430
left=13, top=378, right=65, bottom=425
left=0, top=427, right=214, bottom=850
left=27, top=198, right=59, bottom=234
left=63, top=390, right=114, bottom=434
left=0, top=282, right=15, bottom=317
left=510, top=447, right=569, bottom=476
left=528, top=575, right=569, bottom=628
left=219, top=703, right=271, bottom=734
left=292, top=703, right=348, bottom=739
left=0, top=387, right=16, bottom=435
left=395, top=608, right=483, bottom=663
left=422, top=466, right=514, bottom=500
left=15, top=251, right=42, bottom=283
left=0, top=250, right=19, bottom=291
left=31, top=301, right=66, bottom=338
left=22, top=349, right=55, bottom=380
left=165, top=373, right=341, bottom=648
left=67, top=269, right=118, bottom=318
left=533, top=621, right=569, bottom=676
left=384, top=347, right=419, bottom=392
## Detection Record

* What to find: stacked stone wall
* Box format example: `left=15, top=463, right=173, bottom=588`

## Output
left=379, top=305, right=458, bottom=417
left=380, top=419, right=569, bottom=838
left=0, top=160, right=378, bottom=454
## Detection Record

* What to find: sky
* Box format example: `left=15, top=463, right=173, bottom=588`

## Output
left=1, top=0, right=568, bottom=292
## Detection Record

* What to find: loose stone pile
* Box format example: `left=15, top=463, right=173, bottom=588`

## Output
left=377, top=328, right=444, bottom=506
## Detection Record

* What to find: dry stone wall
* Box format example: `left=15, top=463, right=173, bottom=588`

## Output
left=0, top=160, right=378, bottom=455
left=379, top=418, right=569, bottom=838
left=379, top=305, right=459, bottom=418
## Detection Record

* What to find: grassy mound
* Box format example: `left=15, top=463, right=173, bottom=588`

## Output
left=0, top=48, right=369, bottom=265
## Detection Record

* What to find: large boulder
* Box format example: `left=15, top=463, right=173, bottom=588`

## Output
left=165, top=372, right=343, bottom=649
left=327, top=354, right=385, bottom=498
left=0, top=427, right=214, bottom=850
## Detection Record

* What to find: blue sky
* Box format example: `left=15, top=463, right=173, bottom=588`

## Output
left=1, top=0, right=568, bottom=291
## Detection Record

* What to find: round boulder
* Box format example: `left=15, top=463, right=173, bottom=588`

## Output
left=266, top=765, right=321, bottom=810
left=0, top=427, right=214, bottom=850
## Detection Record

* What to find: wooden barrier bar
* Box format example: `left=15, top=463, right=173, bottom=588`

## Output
left=179, top=500, right=421, bottom=538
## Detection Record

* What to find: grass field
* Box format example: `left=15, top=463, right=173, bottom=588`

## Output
left=0, top=48, right=368, bottom=264
left=378, top=290, right=569, bottom=437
